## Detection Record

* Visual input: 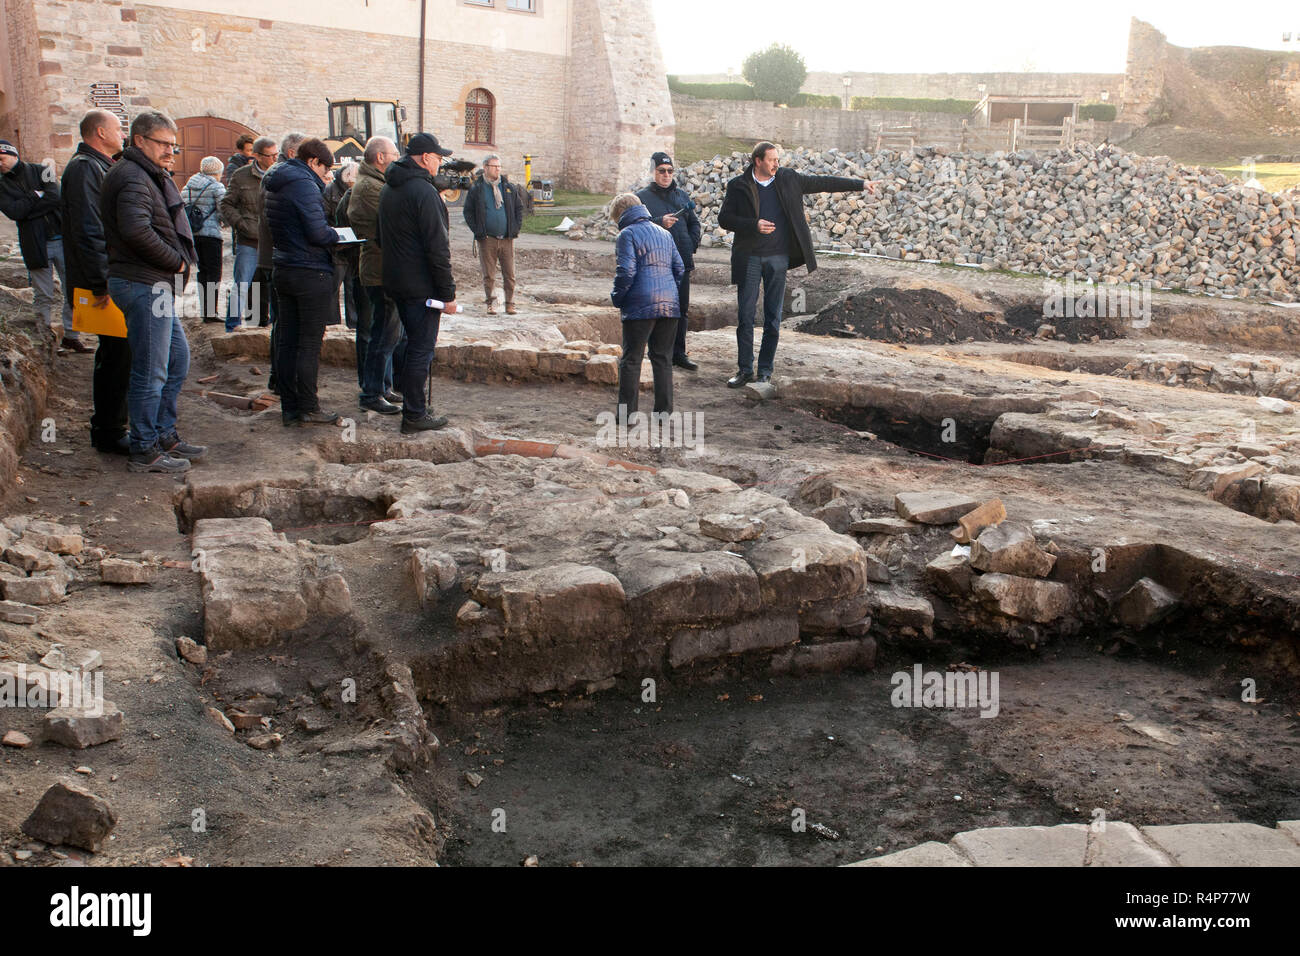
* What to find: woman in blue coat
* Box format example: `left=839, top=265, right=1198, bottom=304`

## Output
left=264, top=137, right=341, bottom=426
left=609, top=192, right=684, bottom=417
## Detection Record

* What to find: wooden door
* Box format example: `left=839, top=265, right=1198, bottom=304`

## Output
left=174, top=116, right=257, bottom=184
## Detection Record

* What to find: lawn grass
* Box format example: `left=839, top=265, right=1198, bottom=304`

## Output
left=520, top=210, right=600, bottom=235
left=551, top=189, right=613, bottom=207
left=1211, top=162, right=1300, bottom=192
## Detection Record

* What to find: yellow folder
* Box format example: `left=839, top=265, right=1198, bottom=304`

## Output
left=72, top=288, right=127, bottom=338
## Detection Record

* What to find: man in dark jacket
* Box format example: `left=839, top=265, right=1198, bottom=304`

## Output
left=264, top=138, right=342, bottom=427
left=347, top=136, right=405, bottom=415
left=0, top=140, right=87, bottom=352
left=462, top=155, right=524, bottom=315
left=61, top=109, right=127, bottom=454
left=101, top=110, right=201, bottom=474
left=222, top=135, right=254, bottom=186
left=718, top=141, right=878, bottom=387
left=377, top=132, right=458, bottom=432
left=610, top=194, right=683, bottom=417
left=220, top=135, right=277, bottom=330
left=636, top=151, right=701, bottom=371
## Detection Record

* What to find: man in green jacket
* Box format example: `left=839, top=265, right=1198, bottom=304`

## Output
left=348, top=136, right=405, bottom=415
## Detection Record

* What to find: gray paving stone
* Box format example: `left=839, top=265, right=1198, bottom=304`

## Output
left=1140, top=823, right=1300, bottom=866
left=1085, top=821, right=1172, bottom=867
left=951, top=824, right=1088, bottom=866
left=845, top=841, right=971, bottom=867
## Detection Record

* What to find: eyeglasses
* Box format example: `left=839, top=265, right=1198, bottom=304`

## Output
left=485, top=164, right=501, bottom=169
left=141, top=134, right=181, bottom=154
left=656, top=166, right=673, bottom=174
left=258, top=151, right=278, bottom=159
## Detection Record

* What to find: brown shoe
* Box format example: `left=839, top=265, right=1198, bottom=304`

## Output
left=486, top=306, right=497, bottom=315
left=505, top=305, right=518, bottom=315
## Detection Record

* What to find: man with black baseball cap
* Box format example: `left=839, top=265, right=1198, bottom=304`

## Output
left=0, top=139, right=88, bottom=352
left=376, top=132, right=459, bottom=432
left=637, top=151, right=701, bottom=371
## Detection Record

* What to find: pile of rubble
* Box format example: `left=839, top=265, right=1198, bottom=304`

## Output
left=572, top=144, right=1300, bottom=301
left=1111, top=353, right=1300, bottom=399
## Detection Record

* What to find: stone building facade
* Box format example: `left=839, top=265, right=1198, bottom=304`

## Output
left=0, top=0, right=674, bottom=193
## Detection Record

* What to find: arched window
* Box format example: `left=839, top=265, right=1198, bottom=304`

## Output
left=465, top=88, right=495, bottom=146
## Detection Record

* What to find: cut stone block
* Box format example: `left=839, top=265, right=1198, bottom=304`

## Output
left=769, top=637, right=876, bottom=675
left=746, top=532, right=868, bottom=610
left=616, top=549, right=759, bottom=626
left=193, top=518, right=355, bottom=651
left=846, top=842, right=971, bottom=867
left=1258, top=474, right=1300, bottom=522
left=4, top=541, right=60, bottom=572
left=797, top=589, right=872, bottom=636
left=850, top=517, right=916, bottom=536
left=1114, top=578, right=1180, bottom=629
left=0, top=571, right=67, bottom=605
left=0, top=599, right=41, bottom=624
left=667, top=615, right=799, bottom=668
left=1085, top=822, right=1172, bottom=866
left=951, top=824, right=1088, bottom=866
left=43, top=702, right=124, bottom=749
left=972, top=572, right=1072, bottom=623
left=1187, top=462, right=1266, bottom=499
left=472, top=563, right=628, bottom=643
left=869, top=588, right=935, bottom=631
left=100, top=558, right=154, bottom=584
left=895, top=491, right=980, bottom=524
left=584, top=354, right=619, bottom=384
left=1140, top=822, right=1300, bottom=866
left=21, top=781, right=117, bottom=852
left=742, top=381, right=777, bottom=402
left=926, top=552, right=973, bottom=596
left=21, top=521, right=83, bottom=555
left=970, top=522, right=1056, bottom=578
left=698, top=513, right=765, bottom=542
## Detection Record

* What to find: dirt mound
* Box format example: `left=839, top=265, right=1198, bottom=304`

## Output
left=796, top=286, right=1124, bottom=345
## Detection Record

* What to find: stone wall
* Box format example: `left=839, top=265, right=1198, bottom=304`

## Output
left=1117, top=18, right=1166, bottom=125
left=564, top=0, right=675, bottom=193
left=676, top=70, right=1124, bottom=104
left=672, top=93, right=967, bottom=151
left=0, top=0, right=674, bottom=191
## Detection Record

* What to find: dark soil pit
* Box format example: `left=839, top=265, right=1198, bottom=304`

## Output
left=814, top=403, right=993, bottom=464
left=432, top=646, right=1300, bottom=867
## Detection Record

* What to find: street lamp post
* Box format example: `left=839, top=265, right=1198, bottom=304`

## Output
left=842, top=75, right=852, bottom=110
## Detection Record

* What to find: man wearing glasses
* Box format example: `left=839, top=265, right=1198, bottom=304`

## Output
left=100, top=110, right=203, bottom=474
left=636, top=151, right=701, bottom=371
left=463, top=154, right=523, bottom=315
left=220, top=135, right=277, bottom=330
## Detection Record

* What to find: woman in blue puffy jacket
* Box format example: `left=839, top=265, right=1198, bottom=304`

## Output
left=264, top=137, right=341, bottom=426
left=609, top=192, right=684, bottom=416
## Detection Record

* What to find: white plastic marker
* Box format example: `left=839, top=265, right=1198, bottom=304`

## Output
left=425, top=299, right=464, bottom=314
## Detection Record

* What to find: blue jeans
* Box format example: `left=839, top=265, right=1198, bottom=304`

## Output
left=225, top=241, right=259, bottom=330
left=735, top=253, right=788, bottom=376
left=361, top=286, right=404, bottom=401
left=110, top=277, right=190, bottom=454
left=30, top=237, right=78, bottom=341
left=394, top=298, right=440, bottom=419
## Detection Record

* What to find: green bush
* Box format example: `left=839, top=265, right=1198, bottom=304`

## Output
left=667, top=76, right=758, bottom=101
left=850, top=96, right=978, bottom=114
left=790, top=93, right=842, bottom=109
left=1079, top=103, right=1117, bottom=122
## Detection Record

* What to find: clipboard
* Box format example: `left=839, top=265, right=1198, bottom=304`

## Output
left=72, top=288, right=127, bottom=338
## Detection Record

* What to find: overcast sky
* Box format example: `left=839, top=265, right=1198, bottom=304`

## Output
left=649, top=0, right=1300, bottom=75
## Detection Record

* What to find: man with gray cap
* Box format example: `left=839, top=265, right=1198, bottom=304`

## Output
left=376, top=132, right=459, bottom=432
left=0, top=139, right=88, bottom=352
